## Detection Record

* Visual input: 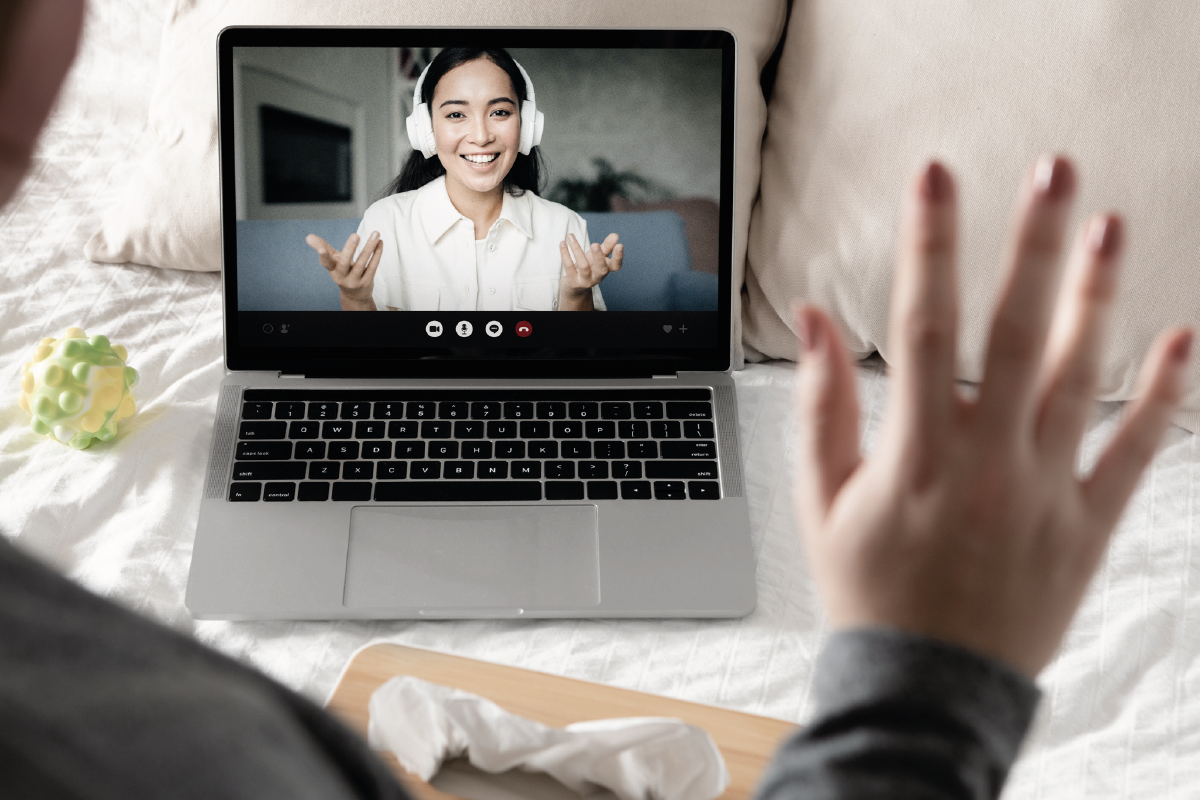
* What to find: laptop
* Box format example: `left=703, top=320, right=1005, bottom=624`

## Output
left=186, top=26, right=755, bottom=620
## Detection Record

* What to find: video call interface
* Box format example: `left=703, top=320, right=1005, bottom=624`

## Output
left=227, top=37, right=731, bottom=355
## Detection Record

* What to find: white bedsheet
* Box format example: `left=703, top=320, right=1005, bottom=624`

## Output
left=2, top=3, right=1199, bottom=798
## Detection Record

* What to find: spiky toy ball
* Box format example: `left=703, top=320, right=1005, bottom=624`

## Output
left=18, top=328, right=138, bottom=449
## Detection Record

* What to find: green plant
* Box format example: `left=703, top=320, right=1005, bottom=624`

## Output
left=546, top=158, right=674, bottom=212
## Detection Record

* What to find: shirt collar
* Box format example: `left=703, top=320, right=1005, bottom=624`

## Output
left=418, top=175, right=535, bottom=243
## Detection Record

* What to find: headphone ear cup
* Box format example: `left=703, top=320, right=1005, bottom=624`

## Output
left=520, top=100, right=543, bottom=155
left=406, top=103, right=436, bottom=158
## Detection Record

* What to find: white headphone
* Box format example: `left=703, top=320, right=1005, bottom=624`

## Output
left=406, top=56, right=545, bottom=159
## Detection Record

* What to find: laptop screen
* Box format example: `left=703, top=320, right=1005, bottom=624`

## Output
left=218, top=28, right=735, bottom=377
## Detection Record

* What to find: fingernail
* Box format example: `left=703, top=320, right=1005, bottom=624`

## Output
left=919, top=161, right=948, bottom=202
left=1033, top=154, right=1072, bottom=199
left=1172, top=330, right=1193, bottom=364
left=796, top=306, right=821, bottom=354
left=1087, top=215, right=1122, bottom=257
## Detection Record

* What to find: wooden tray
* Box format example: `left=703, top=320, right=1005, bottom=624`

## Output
left=326, top=643, right=798, bottom=800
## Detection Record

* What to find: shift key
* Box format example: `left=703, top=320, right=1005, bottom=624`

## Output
left=231, top=461, right=306, bottom=480
left=660, top=441, right=716, bottom=459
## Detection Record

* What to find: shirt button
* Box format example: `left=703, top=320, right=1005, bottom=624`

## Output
left=489, top=287, right=496, bottom=295
left=488, top=244, right=496, bottom=252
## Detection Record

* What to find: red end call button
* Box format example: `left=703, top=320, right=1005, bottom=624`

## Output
left=515, top=320, right=533, bottom=337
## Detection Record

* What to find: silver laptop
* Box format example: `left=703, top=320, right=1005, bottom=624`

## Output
left=186, top=26, right=755, bottom=620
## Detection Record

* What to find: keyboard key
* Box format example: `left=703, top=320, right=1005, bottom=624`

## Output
left=236, top=441, right=292, bottom=460
left=274, top=401, right=305, bottom=420
left=633, top=402, right=663, bottom=419
left=601, top=402, right=631, bottom=420
left=512, top=461, right=542, bottom=479
left=528, top=441, right=558, bottom=458
left=487, top=421, right=518, bottom=439
left=375, top=482, right=541, bottom=502
left=612, top=461, right=642, bottom=479
left=463, top=441, right=492, bottom=459
left=328, top=442, right=360, bottom=460
left=546, top=481, right=585, bottom=500
left=618, top=421, right=649, bottom=440
left=297, top=482, right=329, bottom=501
left=388, top=420, right=419, bottom=439
left=688, top=481, right=721, bottom=499
left=495, top=441, right=525, bottom=458
left=579, top=461, right=608, bottom=479
left=504, top=401, right=534, bottom=419
left=376, top=461, right=407, bottom=480
left=428, top=442, right=459, bottom=459
left=356, top=421, right=386, bottom=439
left=520, top=421, right=550, bottom=439
left=472, top=401, right=501, bottom=419
left=661, top=441, right=716, bottom=459
left=393, top=441, right=426, bottom=459
left=242, top=401, right=272, bottom=419
left=585, top=421, right=615, bottom=439
left=342, top=461, right=374, bottom=480
left=322, top=421, right=353, bottom=439
left=308, top=462, right=340, bottom=480
left=409, top=462, right=441, bottom=479
left=341, top=402, right=370, bottom=419
left=545, top=461, right=575, bottom=479
left=562, top=441, right=591, bottom=459
left=332, top=482, right=372, bottom=501
left=307, top=402, right=337, bottom=420
left=422, top=421, right=452, bottom=438
left=646, top=461, right=719, bottom=479
left=240, top=421, right=286, bottom=439
left=594, top=441, right=624, bottom=459
left=440, top=401, right=469, bottom=419
left=653, top=481, right=687, bottom=500
left=620, top=481, right=651, bottom=499
left=587, top=481, right=619, bottom=500
left=568, top=402, right=598, bottom=419
left=362, top=441, right=392, bottom=460
left=263, top=482, right=295, bottom=502
left=407, top=402, right=435, bottom=419
left=232, top=461, right=305, bottom=481
left=651, top=421, right=681, bottom=439
left=294, top=441, right=326, bottom=460
left=553, top=420, right=583, bottom=438
left=537, top=402, right=567, bottom=419
left=627, top=441, right=658, bottom=459
left=373, top=401, right=403, bottom=419
left=291, top=418, right=338, bottom=442
left=684, top=421, right=716, bottom=439
left=228, top=482, right=261, bottom=502
left=454, top=421, right=484, bottom=439
left=444, top=461, right=475, bottom=479
left=478, top=461, right=508, bottom=479
left=666, top=402, right=712, bottom=419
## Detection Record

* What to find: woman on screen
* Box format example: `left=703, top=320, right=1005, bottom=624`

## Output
left=306, top=46, right=622, bottom=312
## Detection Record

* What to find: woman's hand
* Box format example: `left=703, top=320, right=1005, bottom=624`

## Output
left=558, top=232, right=623, bottom=311
left=306, top=231, right=382, bottom=311
left=795, top=156, right=1193, bottom=677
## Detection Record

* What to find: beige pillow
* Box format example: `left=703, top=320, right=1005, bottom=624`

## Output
left=744, top=1, right=1200, bottom=430
left=85, top=0, right=788, bottom=364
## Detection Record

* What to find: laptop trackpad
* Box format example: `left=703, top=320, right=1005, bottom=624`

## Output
left=344, top=505, right=600, bottom=609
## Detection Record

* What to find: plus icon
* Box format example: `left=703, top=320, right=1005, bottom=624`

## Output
left=679, top=325, right=688, bottom=333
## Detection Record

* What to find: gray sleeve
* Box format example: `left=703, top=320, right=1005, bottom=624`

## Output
left=754, top=628, right=1041, bottom=800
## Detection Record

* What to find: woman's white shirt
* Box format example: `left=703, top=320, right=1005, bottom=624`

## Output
left=357, top=175, right=606, bottom=312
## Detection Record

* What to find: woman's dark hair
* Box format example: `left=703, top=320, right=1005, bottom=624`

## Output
left=384, top=47, right=545, bottom=197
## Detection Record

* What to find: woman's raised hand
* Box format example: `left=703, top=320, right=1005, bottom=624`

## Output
left=306, top=231, right=382, bottom=311
left=558, top=232, right=623, bottom=311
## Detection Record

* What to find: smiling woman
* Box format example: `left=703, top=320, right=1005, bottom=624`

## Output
left=305, top=46, right=623, bottom=312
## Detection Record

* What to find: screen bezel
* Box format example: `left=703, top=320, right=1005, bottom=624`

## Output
left=218, top=26, right=736, bottom=378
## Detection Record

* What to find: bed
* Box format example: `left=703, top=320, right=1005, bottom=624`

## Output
left=2, top=3, right=1199, bottom=798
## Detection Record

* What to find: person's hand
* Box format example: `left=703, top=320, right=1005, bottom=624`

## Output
left=794, top=156, right=1193, bottom=677
left=306, top=231, right=382, bottom=311
left=558, top=232, right=622, bottom=311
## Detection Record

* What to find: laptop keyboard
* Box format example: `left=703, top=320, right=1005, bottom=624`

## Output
left=227, top=390, right=721, bottom=503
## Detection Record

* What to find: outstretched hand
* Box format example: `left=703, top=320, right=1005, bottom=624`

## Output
left=306, top=231, right=382, bottom=311
left=794, top=157, right=1193, bottom=677
left=558, top=232, right=622, bottom=311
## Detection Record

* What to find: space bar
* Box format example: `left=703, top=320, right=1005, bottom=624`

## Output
left=374, top=482, right=542, bottom=502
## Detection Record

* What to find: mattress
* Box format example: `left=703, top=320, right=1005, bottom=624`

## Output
left=2, top=3, right=1198, bottom=797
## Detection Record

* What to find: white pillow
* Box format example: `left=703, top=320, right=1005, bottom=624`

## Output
left=743, top=0, right=1200, bottom=430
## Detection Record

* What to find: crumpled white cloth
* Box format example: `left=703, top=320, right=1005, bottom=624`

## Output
left=367, top=676, right=730, bottom=800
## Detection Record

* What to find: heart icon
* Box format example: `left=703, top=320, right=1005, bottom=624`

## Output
left=663, top=325, right=673, bottom=333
